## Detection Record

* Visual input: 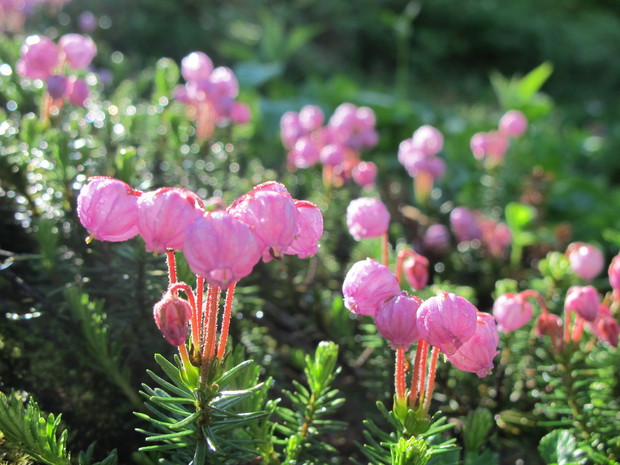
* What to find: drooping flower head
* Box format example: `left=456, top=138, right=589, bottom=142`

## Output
left=342, top=258, right=400, bottom=316
left=352, top=161, right=377, bottom=188
left=447, top=312, right=499, bottom=378
left=65, top=76, right=89, bottom=106
left=588, top=305, right=620, bottom=347
left=565, top=285, right=600, bottom=322
left=609, top=254, right=620, bottom=292
left=410, top=125, right=444, bottom=157
left=58, top=33, right=97, bottom=70
left=346, top=197, right=390, bottom=241
left=402, top=251, right=429, bottom=291
left=77, top=177, right=141, bottom=242
left=566, top=242, right=604, bottom=281
left=498, top=110, right=528, bottom=138
left=492, top=292, right=533, bottom=332
left=417, top=292, right=478, bottom=355
left=153, top=293, right=192, bottom=346
left=450, top=207, right=482, bottom=243
left=423, top=224, right=451, bottom=255
left=181, top=51, right=213, bottom=81
left=375, top=294, right=423, bottom=350
left=183, top=211, right=263, bottom=287
left=284, top=200, right=323, bottom=259
left=137, top=187, right=204, bottom=253
left=17, top=34, right=59, bottom=80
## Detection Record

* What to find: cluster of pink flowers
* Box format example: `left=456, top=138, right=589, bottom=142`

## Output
left=77, top=177, right=323, bottom=345
left=17, top=33, right=96, bottom=107
left=470, top=110, right=527, bottom=166
left=0, top=0, right=70, bottom=34
left=174, top=51, right=250, bottom=140
left=343, top=258, right=499, bottom=378
left=280, top=103, right=379, bottom=188
left=449, top=206, right=511, bottom=258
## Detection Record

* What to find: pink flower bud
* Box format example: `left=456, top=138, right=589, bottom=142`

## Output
left=411, top=125, right=443, bottom=157
left=78, top=11, right=98, bottom=33
left=375, top=294, right=423, bottom=350
left=320, top=143, right=345, bottom=167
left=66, top=76, right=89, bottom=106
left=280, top=111, right=302, bottom=149
left=447, top=312, right=499, bottom=378
left=565, top=286, right=600, bottom=322
left=492, top=292, right=533, bottom=332
left=352, top=161, right=377, bottom=188
left=402, top=252, right=429, bottom=291
left=137, top=187, right=204, bottom=253
left=230, top=102, right=250, bottom=124
left=153, top=293, right=192, bottom=346
left=181, top=51, right=213, bottom=81
left=284, top=200, right=323, bottom=259
left=423, top=224, right=451, bottom=254
left=355, top=106, right=376, bottom=130
left=208, top=66, right=238, bottom=99
left=450, top=207, right=482, bottom=243
left=46, top=75, right=67, bottom=100
left=183, top=211, right=262, bottom=287
left=498, top=110, right=527, bottom=138
left=342, top=258, right=400, bottom=316
left=567, top=242, right=604, bottom=281
left=608, top=254, right=620, bottom=291
left=298, top=105, right=324, bottom=132
left=346, top=197, right=390, bottom=241
left=228, top=189, right=300, bottom=258
left=470, top=131, right=508, bottom=162
left=417, top=292, right=478, bottom=355
left=17, top=35, right=59, bottom=80
left=58, top=34, right=97, bottom=70
left=588, top=305, right=619, bottom=347
left=290, top=137, right=320, bottom=168
left=77, top=177, right=141, bottom=242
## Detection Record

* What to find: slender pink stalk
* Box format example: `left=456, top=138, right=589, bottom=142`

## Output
left=416, top=340, right=429, bottom=405
left=382, top=232, right=390, bottom=268
left=193, top=276, right=204, bottom=350
left=178, top=343, right=190, bottom=368
left=217, top=282, right=237, bottom=359
left=167, top=250, right=177, bottom=285
left=409, top=341, right=424, bottom=406
left=571, top=315, right=585, bottom=343
left=395, top=347, right=406, bottom=400
left=423, top=347, right=440, bottom=412
left=395, top=249, right=409, bottom=285
left=168, top=283, right=197, bottom=311
left=202, top=285, right=221, bottom=361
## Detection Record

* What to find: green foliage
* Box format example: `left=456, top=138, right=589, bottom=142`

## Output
left=538, top=430, right=587, bottom=465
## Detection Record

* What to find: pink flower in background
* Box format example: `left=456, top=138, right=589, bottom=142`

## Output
left=290, top=137, right=321, bottom=168
left=77, top=177, right=141, bottom=242
left=447, top=312, right=499, bottom=378
left=567, top=242, right=604, bottom=281
left=319, top=143, right=345, bottom=167
left=492, top=292, right=533, bottom=332
left=65, top=76, right=89, bottom=106
left=536, top=312, right=563, bottom=340
left=588, top=305, right=619, bottom=347
left=499, top=110, right=528, bottom=137
left=181, top=51, right=213, bottom=81
left=78, top=11, right=97, bottom=33
left=375, top=294, right=423, bottom=349
left=479, top=217, right=512, bottom=258
left=417, top=292, right=478, bottom=355
left=17, top=35, right=59, bottom=80
left=137, top=187, right=204, bottom=253
left=342, top=258, right=400, bottom=316
left=410, top=125, right=444, bottom=156
left=423, top=224, right=451, bottom=254
left=608, top=254, right=620, bottom=291
left=346, top=197, right=390, bottom=240
left=298, top=105, right=324, bottom=132
left=352, top=161, right=377, bottom=188
left=46, top=75, right=67, bottom=100
left=565, top=286, right=600, bottom=322
left=231, top=102, right=250, bottom=124
left=450, top=207, right=482, bottom=243
left=470, top=131, right=508, bottom=163
left=153, top=293, right=192, bottom=346
left=58, top=33, right=97, bottom=70
left=402, top=252, right=429, bottom=291
left=183, top=211, right=263, bottom=287
left=284, top=200, right=323, bottom=259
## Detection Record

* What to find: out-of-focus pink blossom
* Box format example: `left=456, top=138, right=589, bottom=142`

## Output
left=284, top=200, right=323, bottom=259
left=375, top=294, right=423, bottom=349
left=492, top=292, right=533, bottom=332
left=470, top=131, right=509, bottom=162
left=231, top=102, right=250, bottom=124
left=78, top=11, right=98, bottom=33
left=46, top=75, right=67, bottom=100
left=480, top=218, right=512, bottom=258
left=298, top=105, right=324, bottom=132
left=346, top=197, right=390, bottom=241
left=450, top=207, right=482, bottom=243
left=567, top=242, right=604, bottom=281
left=181, top=51, right=213, bottom=81
left=417, top=292, right=478, bottom=355
left=183, top=211, right=263, bottom=287
left=608, top=254, right=620, bottom=291
left=17, top=35, right=58, bottom=80
left=65, top=76, right=89, bottom=106
left=536, top=312, right=563, bottom=344
left=410, top=125, right=444, bottom=156
left=153, top=293, right=192, bottom=346
left=59, top=34, right=97, bottom=70
left=423, top=224, right=451, bottom=254
left=352, top=161, right=377, bottom=188
left=290, top=137, right=321, bottom=168
left=447, top=312, right=499, bottom=378
left=77, top=177, right=141, bottom=242
left=588, top=305, right=619, bottom=347
left=137, top=187, right=204, bottom=253
left=402, top=252, right=429, bottom=291
left=565, top=285, right=600, bottom=322
left=319, top=143, right=345, bottom=167
left=498, top=110, right=528, bottom=138
left=342, top=258, right=400, bottom=316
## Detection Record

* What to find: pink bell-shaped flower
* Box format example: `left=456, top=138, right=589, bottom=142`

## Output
left=410, top=125, right=444, bottom=157
left=58, top=34, right=97, bottom=70
left=290, top=137, right=321, bottom=168
left=153, top=293, right=192, bottom=346
left=137, top=187, right=204, bottom=253
left=565, top=285, right=600, bottom=322
left=17, top=35, right=59, bottom=80
left=352, top=161, right=377, bottom=188
left=342, top=258, right=401, bottom=316
left=492, top=292, right=533, bottom=332
left=231, top=102, right=250, bottom=124
left=181, top=51, right=213, bottom=81
left=375, top=294, right=423, bottom=350
left=298, top=105, right=324, bottom=132
left=346, top=197, right=390, bottom=241
left=417, top=292, right=478, bottom=355
left=228, top=189, right=300, bottom=260
left=608, top=254, right=620, bottom=291
left=450, top=207, right=482, bottom=243
left=447, top=312, right=499, bottom=378
left=284, top=200, right=323, bottom=259
left=588, top=305, right=619, bottom=347
left=77, top=177, right=141, bottom=242
left=46, top=75, right=67, bottom=100
left=498, top=110, right=528, bottom=138
left=183, top=211, right=263, bottom=287
left=423, top=224, right=451, bottom=255
left=66, top=76, right=89, bottom=106
left=566, top=242, right=604, bottom=281
left=402, top=252, right=429, bottom=291
left=319, top=144, right=346, bottom=167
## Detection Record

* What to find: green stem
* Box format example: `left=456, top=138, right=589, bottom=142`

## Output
left=557, top=351, right=593, bottom=442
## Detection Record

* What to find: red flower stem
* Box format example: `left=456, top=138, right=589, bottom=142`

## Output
left=395, top=249, right=410, bottom=285
left=564, top=306, right=572, bottom=345
left=423, top=347, right=440, bottom=412
left=217, top=282, right=237, bottom=359
left=194, top=276, right=205, bottom=351
left=166, top=250, right=177, bottom=287
left=395, top=347, right=406, bottom=400
left=168, top=283, right=197, bottom=310
left=382, top=232, right=390, bottom=268
left=177, top=343, right=190, bottom=368
left=202, top=285, right=221, bottom=362
left=571, top=315, right=585, bottom=343
left=408, top=341, right=423, bottom=406
left=416, top=340, right=429, bottom=406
